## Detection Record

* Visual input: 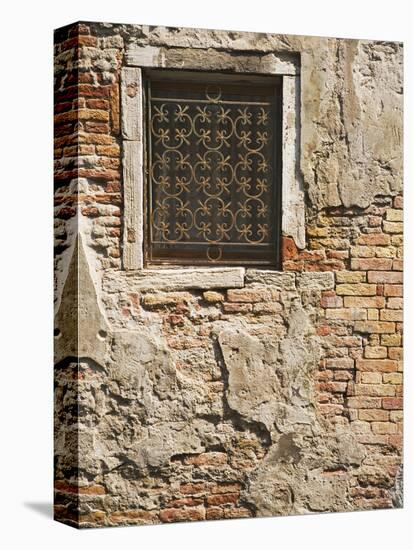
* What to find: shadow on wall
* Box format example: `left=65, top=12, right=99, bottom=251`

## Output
left=23, top=502, right=53, bottom=519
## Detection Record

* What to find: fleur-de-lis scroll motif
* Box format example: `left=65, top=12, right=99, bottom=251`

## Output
left=149, top=82, right=276, bottom=259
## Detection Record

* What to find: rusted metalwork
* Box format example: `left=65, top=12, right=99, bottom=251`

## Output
left=145, top=72, right=282, bottom=266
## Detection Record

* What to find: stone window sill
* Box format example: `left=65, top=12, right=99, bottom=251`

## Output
left=103, top=267, right=245, bottom=293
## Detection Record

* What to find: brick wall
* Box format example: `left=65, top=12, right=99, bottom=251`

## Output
left=54, top=22, right=403, bottom=527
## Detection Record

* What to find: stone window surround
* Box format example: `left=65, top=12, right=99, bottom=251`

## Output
left=120, top=45, right=305, bottom=291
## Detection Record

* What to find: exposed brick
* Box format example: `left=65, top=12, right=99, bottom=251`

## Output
left=109, top=509, right=156, bottom=524
left=383, top=221, right=403, bottom=234
left=387, top=297, right=403, bottom=309
left=390, top=411, right=403, bottom=422
left=180, top=482, right=209, bottom=495
left=354, top=384, right=395, bottom=397
left=206, top=507, right=224, bottom=520
left=349, top=246, right=375, bottom=258
left=343, top=296, right=385, bottom=308
left=203, top=291, right=224, bottom=303
left=253, top=302, right=283, bottom=314
left=336, top=271, right=366, bottom=283
left=347, top=397, right=382, bottom=409
left=321, top=291, right=343, bottom=308
left=367, top=309, right=379, bottom=320
left=325, top=358, right=354, bottom=370
left=159, top=507, right=205, bottom=523
left=358, top=409, right=389, bottom=421
left=381, top=334, right=402, bottom=346
left=206, top=493, right=239, bottom=505
left=282, top=236, right=299, bottom=259
left=224, top=508, right=252, bottom=519
left=55, top=481, right=106, bottom=495
left=364, top=346, right=387, bottom=359
left=360, top=372, right=382, bottom=384
left=96, top=144, right=120, bottom=157
left=55, top=108, right=109, bottom=124
left=211, top=482, right=242, bottom=494
left=382, top=398, right=403, bottom=410
left=380, top=309, right=403, bottom=322
left=356, top=359, right=398, bottom=372
left=227, top=288, right=270, bottom=303
left=371, top=422, right=397, bottom=435
left=143, top=292, right=193, bottom=308
left=367, top=271, right=403, bottom=284
left=393, top=196, right=403, bottom=209
left=168, top=497, right=204, bottom=507
left=336, top=284, right=377, bottom=296
left=184, top=452, right=227, bottom=466
left=382, top=373, right=403, bottom=385
left=325, top=308, right=366, bottom=320
left=388, top=347, right=402, bottom=360
left=357, top=233, right=391, bottom=246
left=223, top=302, right=253, bottom=313
left=351, top=258, right=392, bottom=271
left=354, top=321, right=395, bottom=334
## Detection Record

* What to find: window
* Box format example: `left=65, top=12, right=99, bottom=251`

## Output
left=121, top=53, right=303, bottom=273
left=144, top=71, right=282, bottom=267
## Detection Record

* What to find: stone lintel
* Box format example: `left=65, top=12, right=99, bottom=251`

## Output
left=125, top=45, right=299, bottom=75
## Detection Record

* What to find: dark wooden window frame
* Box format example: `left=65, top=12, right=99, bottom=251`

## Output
left=143, top=69, right=283, bottom=268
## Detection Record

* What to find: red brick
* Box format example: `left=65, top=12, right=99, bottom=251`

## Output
left=85, top=121, right=110, bottom=134
left=184, top=452, right=227, bottom=466
left=109, top=509, right=156, bottom=524
left=86, top=99, right=109, bottom=110
left=382, top=397, right=403, bottom=410
left=206, top=507, right=224, bottom=520
left=384, top=284, right=403, bottom=297
left=180, top=482, right=209, bottom=495
left=393, top=196, right=403, bottom=209
left=321, top=291, right=343, bottom=308
left=223, top=302, right=252, bottom=313
left=168, top=497, right=204, bottom=507
left=211, top=482, right=242, bottom=494
left=159, top=507, right=205, bottom=523
left=388, top=347, right=402, bottom=360
left=282, top=236, right=299, bottom=260
left=206, top=493, right=239, bottom=505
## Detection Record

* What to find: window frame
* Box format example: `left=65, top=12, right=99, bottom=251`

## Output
left=121, top=47, right=304, bottom=273
left=142, top=69, right=283, bottom=268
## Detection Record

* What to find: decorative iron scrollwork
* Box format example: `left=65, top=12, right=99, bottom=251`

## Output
left=147, top=76, right=280, bottom=265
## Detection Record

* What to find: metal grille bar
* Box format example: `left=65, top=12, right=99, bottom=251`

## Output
left=146, top=72, right=282, bottom=266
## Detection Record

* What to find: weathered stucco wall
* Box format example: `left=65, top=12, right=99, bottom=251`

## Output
left=54, top=22, right=403, bottom=528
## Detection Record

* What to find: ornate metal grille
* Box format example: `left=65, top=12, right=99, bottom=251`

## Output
left=146, top=72, right=282, bottom=266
